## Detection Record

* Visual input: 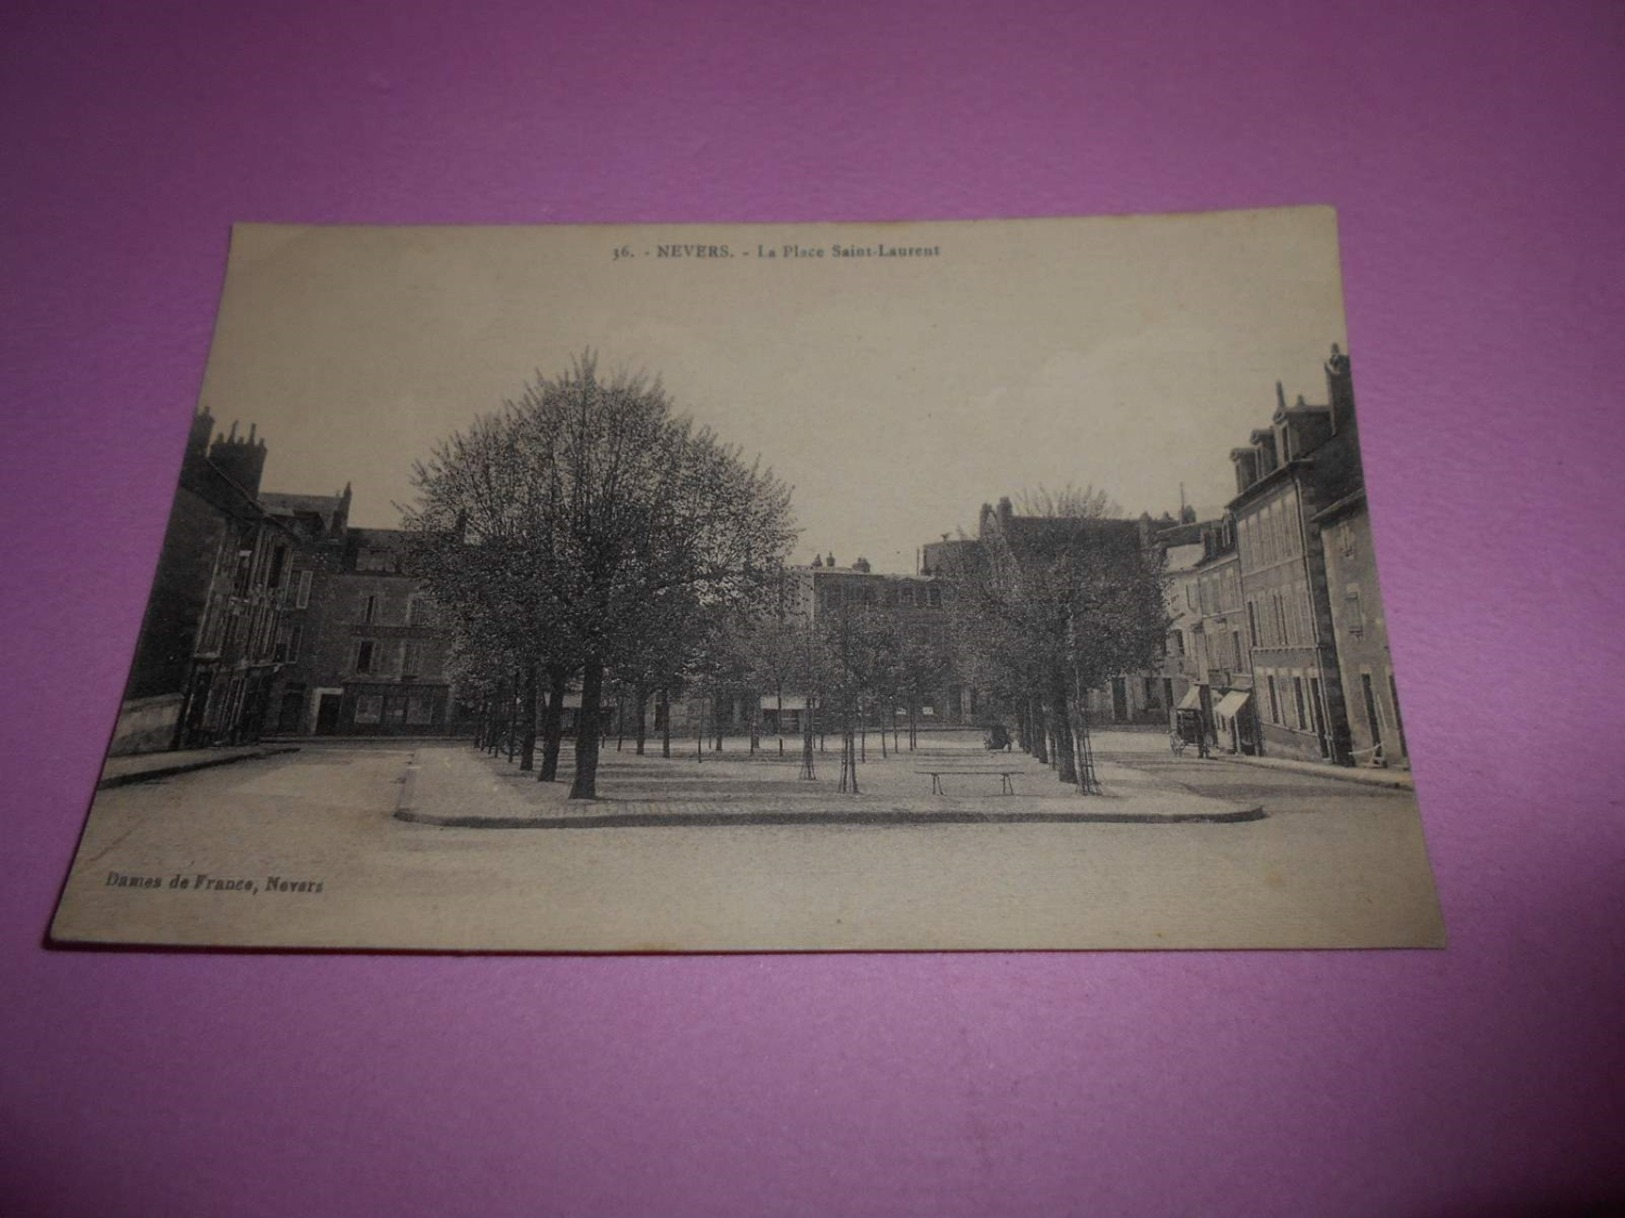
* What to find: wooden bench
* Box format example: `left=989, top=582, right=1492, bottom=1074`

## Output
left=916, top=768, right=1020, bottom=796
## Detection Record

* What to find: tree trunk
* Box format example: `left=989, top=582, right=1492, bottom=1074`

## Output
left=539, top=665, right=565, bottom=782
left=634, top=684, right=648, bottom=755
left=660, top=687, right=672, bottom=758
left=568, top=660, right=604, bottom=799
left=1071, top=669, right=1101, bottom=795
left=1029, top=695, right=1049, bottom=764
left=505, top=676, right=518, bottom=763
left=839, top=703, right=859, bottom=794
left=519, top=663, right=539, bottom=771
left=1049, top=669, right=1078, bottom=785
left=799, top=697, right=816, bottom=780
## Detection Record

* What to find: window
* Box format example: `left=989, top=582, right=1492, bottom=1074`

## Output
left=363, top=594, right=378, bottom=624
left=1171, top=630, right=1185, bottom=656
left=222, top=608, right=241, bottom=649
left=356, top=640, right=375, bottom=674
left=1345, top=586, right=1365, bottom=637
left=354, top=694, right=383, bottom=725
left=295, top=569, right=313, bottom=609
left=1293, top=677, right=1307, bottom=730
left=1232, top=630, right=1244, bottom=670
left=273, top=623, right=302, bottom=663
left=1247, top=601, right=1259, bottom=648
left=402, top=639, right=421, bottom=678
left=267, top=545, right=286, bottom=590
left=406, top=696, right=436, bottom=726
left=1267, top=675, right=1280, bottom=724
left=1389, top=672, right=1408, bottom=757
left=927, top=585, right=942, bottom=608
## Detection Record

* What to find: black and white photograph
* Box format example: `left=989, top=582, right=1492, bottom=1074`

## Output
left=50, top=208, right=1445, bottom=951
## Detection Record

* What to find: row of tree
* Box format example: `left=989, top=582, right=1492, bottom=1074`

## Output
left=947, top=487, right=1168, bottom=794
left=404, top=356, right=1170, bottom=800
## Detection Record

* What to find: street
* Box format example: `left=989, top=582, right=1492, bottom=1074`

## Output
left=52, top=733, right=1445, bottom=951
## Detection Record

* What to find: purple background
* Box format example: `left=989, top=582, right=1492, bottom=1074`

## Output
left=4, top=2, right=1623, bottom=1215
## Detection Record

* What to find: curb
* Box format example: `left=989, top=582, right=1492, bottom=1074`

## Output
left=393, top=804, right=1266, bottom=830
left=1209, top=754, right=1415, bottom=791
left=97, top=746, right=301, bottom=790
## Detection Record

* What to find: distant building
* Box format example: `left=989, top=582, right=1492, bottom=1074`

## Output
left=111, top=409, right=293, bottom=755
left=1227, top=345, right=1362, bottom=763
left=977, top=496, right=1168, bottom=726
left=761, top=558, right=965, bottom=733
left=1190, top=517, right=1257, bottom=754
left=261, top=491, right=463, bottom=738
left=1152, top=514, right=1212, bottom=736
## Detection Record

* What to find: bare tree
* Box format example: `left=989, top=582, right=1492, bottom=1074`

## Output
left=405, top=353, right=796, bottom=798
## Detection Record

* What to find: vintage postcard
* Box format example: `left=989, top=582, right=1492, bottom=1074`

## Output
left=51, top=208, right=1444, bottom=951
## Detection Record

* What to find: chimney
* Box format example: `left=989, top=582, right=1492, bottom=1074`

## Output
left=182, top=406, right=216, bottom=482
left=187, top=406, right=214, bottom=459
left=1275, top=381, right=1287, bottom=414
left=997, top=496, right=1013, bottom=525
left=207, top=420, right=269, bottom=494
left=1324, top=343, right=1354, bottom=432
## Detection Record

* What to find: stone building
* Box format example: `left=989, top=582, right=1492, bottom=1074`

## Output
left=976, top=496, right=1168, bottom=726
left=1226, top=345, right=1361, bottom=763
left=754, top=556, right=966, bottom=735
left=260, top=491, right=462, bottom=738
left=1315, top=487, right=1408, bottom=768
left=111, top=409, right=293, bottom=754
left=1152, top=514, right=1207, bottom=730
left=1190, top=517, right=1258, bottom=754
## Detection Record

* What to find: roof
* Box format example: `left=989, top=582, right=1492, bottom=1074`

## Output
left=261, top=491, right=347, bottom=516
left=349, top=527, right=411, bottom=547
left=1310, top=486, right=1368, bottom=524
left=1152, top=520, right=1209, bottom=548
left=1002, top=515, right=1139, bottom=550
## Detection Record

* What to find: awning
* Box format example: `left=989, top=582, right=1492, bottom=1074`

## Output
left=1213, top=690, right=1251, bottom=721
left=1177, top=687, right=1202, bottom=711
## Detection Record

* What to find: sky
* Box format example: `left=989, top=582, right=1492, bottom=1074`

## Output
left=200, top=209, right=1349, bottom=575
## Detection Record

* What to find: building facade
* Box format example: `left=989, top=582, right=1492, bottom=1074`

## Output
left=765, top=555, right=968, bottom=732
left=111, top=410, right=293, bottom=754
left=261, top=495, right=463, bottom=739
left=1226, top=346, right=1362, bottom=763
left=1153, top=515, right=1206, bottom=732
left=1315, top=488, right=1408, bottom=768
left=1190, top=518, right=1257, bottom=754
